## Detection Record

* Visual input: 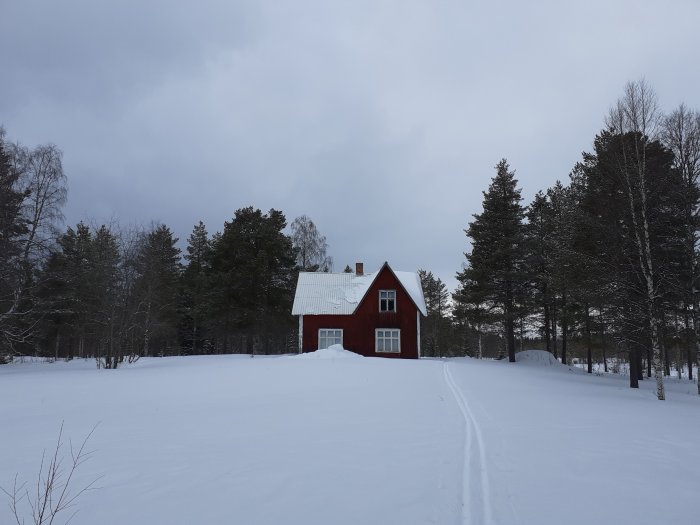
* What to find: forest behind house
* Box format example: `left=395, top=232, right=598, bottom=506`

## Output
left=2, top=80, right=699, bottom=400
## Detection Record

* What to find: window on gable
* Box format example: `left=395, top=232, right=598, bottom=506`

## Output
left=318, top=329, right=343, bottom=349
left=379, top=290, right=396, bottom=312
left=375, top=329, right=400, bottom=353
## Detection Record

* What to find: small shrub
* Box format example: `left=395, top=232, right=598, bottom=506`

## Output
left=1, top=423, right=100, bottom=525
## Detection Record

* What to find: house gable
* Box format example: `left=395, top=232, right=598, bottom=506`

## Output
left=353, top=262, right=425, bottom=317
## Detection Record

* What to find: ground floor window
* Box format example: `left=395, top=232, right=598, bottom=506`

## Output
left=375, top=329, right=400, bottom=353
left=318, top=329, right=343, bottom=349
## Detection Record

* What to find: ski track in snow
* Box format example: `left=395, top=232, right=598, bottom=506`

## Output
left=443, top=361, right=494, bottom=525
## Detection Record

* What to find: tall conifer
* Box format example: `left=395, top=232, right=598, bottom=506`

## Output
left=459, top=159, right=526, bottom=362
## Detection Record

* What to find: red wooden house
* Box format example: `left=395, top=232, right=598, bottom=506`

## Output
left=292, top=262, right=427, bottom=358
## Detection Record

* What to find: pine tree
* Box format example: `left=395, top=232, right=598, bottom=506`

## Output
left=545, top=180, right=578, bottom=364
left=524, top=191, right=555, bottom=355
left=460, top=159, right=526, bottom=362
left=418, top=269, right=450, bottom=357
left=209, top=207, right=297, bottom=354
left=89, top=225, right=121, bottom=367
left=36, top=223, right=93, bottom=359
left=182, top=221, right=212, bottom=354
left=134, top=224, right=181, bottom=357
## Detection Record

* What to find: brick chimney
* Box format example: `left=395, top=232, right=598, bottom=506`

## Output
left=355, top=262, right=364, bottom=276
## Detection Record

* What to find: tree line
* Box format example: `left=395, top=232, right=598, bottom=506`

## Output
left=450, top=80, right=700, bottom=400
left=0, top=136, right=333, bottom=367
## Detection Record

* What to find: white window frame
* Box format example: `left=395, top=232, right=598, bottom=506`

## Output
left=375, top=329, right=401, bottom=353
left=318, top=329, right=343, bottom=349
left=379, top=290, right=397, bottom=312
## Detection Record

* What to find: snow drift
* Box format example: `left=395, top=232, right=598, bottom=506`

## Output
left=290, top=344, right=363, bottom=359
left=514, top=349, right=561, bottom=366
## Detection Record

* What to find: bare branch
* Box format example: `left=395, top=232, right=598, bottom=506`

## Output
left=0, top=423, right=100, bottom=525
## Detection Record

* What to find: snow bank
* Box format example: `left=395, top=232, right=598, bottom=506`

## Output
left=291, top=344, right=363, bottom=359
left=514, top=349, right=561, bottom=366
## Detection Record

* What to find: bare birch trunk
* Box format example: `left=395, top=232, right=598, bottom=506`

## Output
left=649, top=306, right=665, bottom=399
left=608, top=79, right=665, bottom=399
left=505, top=279, right=516, bottom=362
left=551, top=301, right=558, bottom=359
left=691, top=305, right=700, bottom=394
left=683, top=308, right=693, bottom=381
left=143, top=299, right=151, bottom=357
left=473, top=321, right=483, bottom=359
left=544, top=301, right=551, bottom=354
left=585, top=303, right=592, bottom=374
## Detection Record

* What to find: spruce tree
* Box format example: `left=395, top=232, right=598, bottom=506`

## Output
left=460, top=159, right=525, bottom=362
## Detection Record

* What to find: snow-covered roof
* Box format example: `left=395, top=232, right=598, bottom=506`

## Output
left=292, top=264, right=427, bottom=316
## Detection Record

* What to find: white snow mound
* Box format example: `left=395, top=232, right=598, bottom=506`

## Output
left=292, top=344, right=363, bottom=359
left=515, top=350, right=561, bottom=366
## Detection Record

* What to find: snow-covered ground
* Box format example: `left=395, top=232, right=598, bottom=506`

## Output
left=1, top=350, right=698, bottom=524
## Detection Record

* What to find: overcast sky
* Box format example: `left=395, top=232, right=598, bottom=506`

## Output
left=2, top=0, right=699, bottom=291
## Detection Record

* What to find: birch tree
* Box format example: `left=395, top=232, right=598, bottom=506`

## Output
left=0, top=133, right=67, bottom=355
left=661, top=104, right=700, bottom=390
left=290, top=215, right=332, bottom=272
left=604, top=80, right=667, bottom=399
left=13, top=143, right=67, bottom=264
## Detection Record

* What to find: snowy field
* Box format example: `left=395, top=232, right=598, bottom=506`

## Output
left=1, top=350, right=699, bottom=525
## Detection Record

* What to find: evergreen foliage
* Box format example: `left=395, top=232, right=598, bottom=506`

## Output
left=133, top=224, right=182, bottom=357
left=181, top=221, right=212, bottom=354
left=208, top=207, right=297, bottom=354
left=458, top=159, right=526, bottom=362
left=418, top=269, right=449, bottom=357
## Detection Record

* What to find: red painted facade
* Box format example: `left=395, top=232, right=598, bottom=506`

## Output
left=300, top=265, right=421, bottom=359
